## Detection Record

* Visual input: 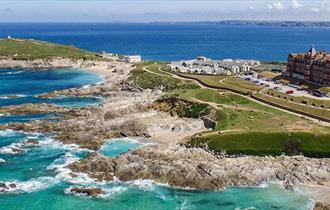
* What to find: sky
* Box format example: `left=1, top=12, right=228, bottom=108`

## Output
left=0, top=0, right=330, bottom=22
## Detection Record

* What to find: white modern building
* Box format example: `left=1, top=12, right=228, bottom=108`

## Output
left=169, top=57, right=259, bottom=76
left=126, top=55, right=142, bottom=63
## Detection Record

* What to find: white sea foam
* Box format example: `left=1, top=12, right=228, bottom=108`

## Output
left=47, top=152, right=97, bottom=185
left=0, top=158, right=6, bottom=163
left=82, top=84, right=91, bottom=89
left=0, top=129, right=16, bottom=137
left=0, top=177, right=59, bottom=194
left=178, top=199, right=191, bottom=210
left=0, top=142, right=25, bottom=155
left=95, top=78, right=106, bottom=85
left=0, top=70, right=23, bottom=75
left=234, top=207, right=257, bottom=210
left=39, top=138, right=91, bottom=153
left=0, top=94, right=27, bottom=99
left=126, top=179, right=155, bottom=191
left=0, top=133, right=53, bottom=155
left=0, top=71, right=23, bottom=75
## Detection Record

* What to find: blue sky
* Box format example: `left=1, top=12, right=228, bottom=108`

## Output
left=0, top=0, right=329, bottom=22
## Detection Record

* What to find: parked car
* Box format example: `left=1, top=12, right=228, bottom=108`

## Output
left=286, top=90, right=294, bottom=95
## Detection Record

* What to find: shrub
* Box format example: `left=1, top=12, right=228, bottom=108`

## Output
left=285, top=137, right=302, bottom=156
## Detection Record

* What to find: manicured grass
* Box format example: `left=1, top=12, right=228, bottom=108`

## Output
left=190, top=132, right=330, bottom=157
left=222, top=77, right=263, bottom=92
left=175, top=73, right=258, bottom=94
left=319, top=87, right=330, bottom=93
left=128, top=63, right=200, bottom=91
left=258, top=71, right=279, bottom=79
left=254, top=92, right=330, bottom=120
left=169, top=89, right=251, bottom=106
left=0, top=38, right=96, bottom=60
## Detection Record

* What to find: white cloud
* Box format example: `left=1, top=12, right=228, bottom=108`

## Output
left=291, top=0, right=303, bottom=9
left=248, top=6, right=255, bottom=11
left=311, top=7, right=320, bottom=13
left=268, top=2, right=285, bottom=11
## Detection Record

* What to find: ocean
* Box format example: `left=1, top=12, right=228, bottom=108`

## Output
left=0, top=69, right=314, bottom=210
left=1, top=23, right=330, bottom=61
left=0, top=23, right=322, bottom=209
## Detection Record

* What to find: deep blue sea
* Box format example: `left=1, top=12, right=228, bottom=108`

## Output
left=0, top=23, right=321, bottom=209
left=1, top=23, right=330, bottom=61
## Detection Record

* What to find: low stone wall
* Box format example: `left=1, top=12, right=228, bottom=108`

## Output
left=252, top=94, right=330, bottom=123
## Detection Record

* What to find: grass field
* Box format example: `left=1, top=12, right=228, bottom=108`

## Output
left=175, top=73, right=260, bottom=94
left=0, top=38, right=96, bottom=60
left=146, top=63, right=173, bottom=76
left=128, top=63, right=199, bottom=91
left=319, top=87, right=330, bottom=93
left=189, top=132, right=330, bottom=157
left=254, top=92, right=330, bottom=120
left=222, top=77, right=263, bottom=92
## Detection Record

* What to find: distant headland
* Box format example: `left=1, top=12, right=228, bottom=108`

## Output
left=151, top=20, right=330, bottom=28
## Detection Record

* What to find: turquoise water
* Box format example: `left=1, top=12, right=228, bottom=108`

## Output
left=0, top=68, right=103, bottom=108
left=0, top=70, right=314, bottom=209
left=100, top=138, right=144, bottom=157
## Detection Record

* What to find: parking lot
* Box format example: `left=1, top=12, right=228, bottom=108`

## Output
left=239, top=73, right=330, bottom=100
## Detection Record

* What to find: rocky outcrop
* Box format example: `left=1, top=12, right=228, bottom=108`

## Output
left=69, top=153, right=115, bottom=182
left=314, top=202, right=330, bottom=210
left=0, top=182, right=17, bottom=192
left=68, top=144, right=330, bottom=190
left=70, top=187, right=105, bottom=197
left=0, top=103, right=96, bottom=117
left=0, top=58, right=84, bottom=69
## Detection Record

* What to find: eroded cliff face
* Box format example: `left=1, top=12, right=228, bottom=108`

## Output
left=68, top=144, right=330, bottom=191
left=0, top=58, right=86, bottom=69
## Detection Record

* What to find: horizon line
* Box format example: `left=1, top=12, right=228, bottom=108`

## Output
left=0, top=20, right=330, bottom=24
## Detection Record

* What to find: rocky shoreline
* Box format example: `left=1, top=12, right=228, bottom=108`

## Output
left=68, top=144, right=330, bottom=190
left=1, top=58, right=330, bottom=208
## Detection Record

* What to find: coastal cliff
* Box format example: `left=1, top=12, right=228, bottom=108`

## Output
left=0, top=57, right=86, bottom=69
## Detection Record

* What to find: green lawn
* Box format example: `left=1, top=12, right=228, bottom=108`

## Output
left=175, top=73, right=258, bottom=94
left=190, top=132, right=330, bottom=157
left=0, top=38, right=96, bottom=60
left=222, top=77, right=263, bottom=92
left=169, top=89, right=250, bottom=105
left=128, top=63, right=199, bottom=91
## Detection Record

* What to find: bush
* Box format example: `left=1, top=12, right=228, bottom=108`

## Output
left=181, top=103, right=211, bottom=118
left=285, top=137, right=302, bottom=156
